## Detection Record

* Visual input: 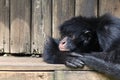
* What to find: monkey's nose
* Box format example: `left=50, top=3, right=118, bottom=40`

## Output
left=61, top=41, right=66, bottom=45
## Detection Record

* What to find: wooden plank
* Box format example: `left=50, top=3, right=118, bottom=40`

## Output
left=52, top=0, right=75, bottom=38
left=0, top=0, right=9, bottom=53
left=31, top=0, right=52, bottom=54
left=0, top=72, right=53, bottom=80
left=55, top=71, right=111, bottom=80
left=75, top=0, right=97, bottom=17
left=0, top=57, right=112, bottom=80
left=99, top=0, right=120, bottom=17
left=10, top=0, right=31, bottom=53
left=0, top=57, right=90, bottom=71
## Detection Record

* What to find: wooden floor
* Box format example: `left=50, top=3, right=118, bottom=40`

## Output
left=0, top=57, right=113, bottom=80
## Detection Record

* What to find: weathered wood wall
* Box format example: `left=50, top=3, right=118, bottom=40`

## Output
left=0, top=0, right=120, bottom=54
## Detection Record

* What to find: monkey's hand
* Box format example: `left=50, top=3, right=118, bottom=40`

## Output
left=65, top=52, right=85, bottom=68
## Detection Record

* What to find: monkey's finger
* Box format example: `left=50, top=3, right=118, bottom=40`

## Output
left=71, top=57, right=84, bottom=65
left=75, top=59, right=84, bottom=65
left=65, top=61, right=77, bottom=68
left=73, top=61, right=84, bottom=68
left=72, top=58, right=84, bottom=68
left=69, top=52, right=83, bottom=57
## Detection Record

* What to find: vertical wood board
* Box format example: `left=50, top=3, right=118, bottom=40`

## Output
left=75, top=0, right=97, bottom=17
left=10, top=0, right=31, bottom=53
left=0, top=0, right=9, bottom=53
left=99, top=0, right=120, bottom=17
left=31, top=0, right=52, bottom=54
left=52, top=0, right=75, bottom=38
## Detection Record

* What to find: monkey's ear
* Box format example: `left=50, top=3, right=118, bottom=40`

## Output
left=83, top=30, right=92, bottom=45
left=83, top=30, right=92, bottom=38
left=84, top=30, right=91, bottom=34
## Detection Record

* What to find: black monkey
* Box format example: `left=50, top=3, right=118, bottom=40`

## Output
left=43, top=14, right=120, bottom=79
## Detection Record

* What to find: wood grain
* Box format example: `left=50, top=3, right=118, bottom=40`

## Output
left=55, top=71, right=111, bottom=80
left=0, top=57, right=113, bottom=80
left=31, top=0, right=52, bottom=54
left=0, top=0, right=9, bottom=53
left=52, top=0, right=75, bottom=38
left=75, top=0, right=97, bottom=17
left=99, top=0, right=120, bottom=17
left=0, top=72, right=53, bottom=80
left=0, top=57, right=90, bottom=71
left=10, top=0, right=31, bottom=53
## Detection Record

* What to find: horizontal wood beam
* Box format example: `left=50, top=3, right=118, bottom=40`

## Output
left=0, top=57, right=111, bottom=80
left=0, top=57, right=90, bottom=71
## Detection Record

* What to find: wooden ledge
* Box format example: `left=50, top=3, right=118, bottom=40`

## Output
left=0, top=57, right=111, bottom=80
left=0, top=57, right=90, bottom=71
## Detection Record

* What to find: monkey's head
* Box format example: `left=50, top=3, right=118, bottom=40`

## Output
left=58, top=17, right=94, bottom=52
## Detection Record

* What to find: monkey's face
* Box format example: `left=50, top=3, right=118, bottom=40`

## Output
left=59, top=30, right=92, bottom=52
left=59, top=36, right=76, bottom=51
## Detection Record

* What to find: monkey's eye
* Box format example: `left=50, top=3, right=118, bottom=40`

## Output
left=68, top=34, right=73, bottom=37
left=61, top=34, right=66, bottom=38
left=68, top=34, right=76, bottom=40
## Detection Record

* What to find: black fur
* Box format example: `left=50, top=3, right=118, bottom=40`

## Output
left=43, top=14, right=120, bottom=80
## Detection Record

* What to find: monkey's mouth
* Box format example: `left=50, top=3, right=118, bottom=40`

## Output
left=59, top=45, right=76, bottom=52
left=59, top=44, right=70, bottom=51
left=59, top=48, right=70, bottom=51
